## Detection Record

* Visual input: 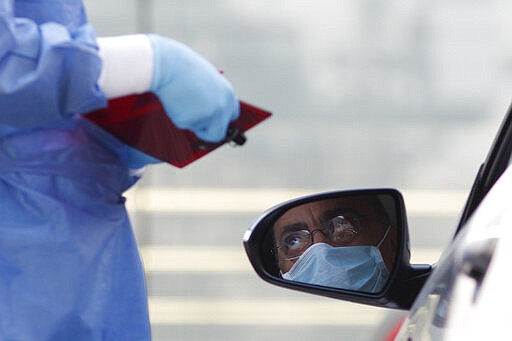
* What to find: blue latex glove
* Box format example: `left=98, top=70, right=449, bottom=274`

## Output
left=148, top=34, right=240, bottom=143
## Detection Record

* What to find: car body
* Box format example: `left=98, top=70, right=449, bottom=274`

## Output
left=243, top=102, right=512, bottom=340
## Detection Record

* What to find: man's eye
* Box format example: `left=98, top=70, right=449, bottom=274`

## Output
left=331, top=227, right=358, bottom=243
left=284, top=233, right=308, bottom=250
left=320, top=215, right=360, bottom=243
left=344, top=215, right=361, bottom=228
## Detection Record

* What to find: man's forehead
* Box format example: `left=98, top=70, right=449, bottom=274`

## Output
left=274, top=212, right=310, bottom=229
left=276, top=200, right=345, bottom=225
left=290, top=198, right=359, bottom=215
left=274, top=197, right=374, bottom=227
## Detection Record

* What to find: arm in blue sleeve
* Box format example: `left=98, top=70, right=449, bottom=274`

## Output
left=0, top=1, right=106, bottom=128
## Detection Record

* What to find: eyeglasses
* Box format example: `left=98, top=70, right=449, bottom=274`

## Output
left=275, top=214, right=361, bottom=261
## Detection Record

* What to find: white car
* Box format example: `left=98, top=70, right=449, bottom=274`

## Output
left=243, top=102, right=512, bottom=340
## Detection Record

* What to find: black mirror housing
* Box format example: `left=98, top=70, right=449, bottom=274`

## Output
left=243, top=188, right=431, bottom=310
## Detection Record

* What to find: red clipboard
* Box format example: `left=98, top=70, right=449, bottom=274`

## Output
left=84, top=92, right=271, bottom=168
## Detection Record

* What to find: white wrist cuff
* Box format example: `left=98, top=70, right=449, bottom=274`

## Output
left=97, top=34, right=154, bottom=99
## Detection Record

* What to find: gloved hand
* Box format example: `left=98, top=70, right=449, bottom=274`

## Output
left=148, top=34, right=240, bottom=143
left=97, top=34, right=239, bottom=168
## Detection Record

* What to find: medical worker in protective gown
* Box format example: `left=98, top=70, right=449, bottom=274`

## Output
left=0, top=0, right=239, bottom=339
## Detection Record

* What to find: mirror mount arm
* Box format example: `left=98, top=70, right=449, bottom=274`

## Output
left=390, top=264, right=432, bottom=309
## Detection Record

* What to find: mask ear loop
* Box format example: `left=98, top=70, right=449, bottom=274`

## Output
left=376, top=225, right=392, bottom=248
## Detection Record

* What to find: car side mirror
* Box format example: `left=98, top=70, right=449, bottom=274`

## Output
left=243, top=188, right=432, bottom=309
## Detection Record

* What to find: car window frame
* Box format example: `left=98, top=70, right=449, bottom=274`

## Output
left=456, top=102, right=512, bottom=234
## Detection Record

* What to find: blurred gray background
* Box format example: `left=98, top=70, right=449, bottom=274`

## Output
left=84, top=1, right=512, bottom=340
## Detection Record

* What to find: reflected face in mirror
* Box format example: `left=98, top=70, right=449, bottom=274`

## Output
left=272, top=195, right=397, bottom=293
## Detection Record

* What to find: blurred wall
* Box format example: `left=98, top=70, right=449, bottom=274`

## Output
left=83, top=1, right=512, bottom=340
left=85, top=0, right=512, bottom=190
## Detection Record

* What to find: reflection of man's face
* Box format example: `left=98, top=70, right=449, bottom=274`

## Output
left=273, top=196, right=397, bottom=274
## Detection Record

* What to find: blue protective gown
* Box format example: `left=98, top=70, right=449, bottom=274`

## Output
left=0, top=1, right=151, bottom=339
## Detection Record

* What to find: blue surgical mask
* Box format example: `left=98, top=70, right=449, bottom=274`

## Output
left=282, top=241, right=390, bottom=293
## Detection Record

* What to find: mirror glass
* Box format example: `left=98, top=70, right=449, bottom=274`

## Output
left=263, top=193, right=399, bottom=293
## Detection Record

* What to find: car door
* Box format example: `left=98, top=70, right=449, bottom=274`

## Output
left=396, top=103, right=512, bottom=339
